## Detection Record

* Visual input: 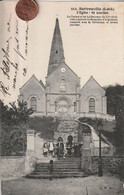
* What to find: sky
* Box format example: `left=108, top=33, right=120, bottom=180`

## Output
left=0, top=1, right=124, bottom=104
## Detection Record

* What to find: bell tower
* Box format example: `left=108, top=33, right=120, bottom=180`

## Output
left=47, top=18, right=65, bottom=76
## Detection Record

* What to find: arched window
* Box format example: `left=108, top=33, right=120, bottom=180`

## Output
left=60, top=79, right=66, bottom=91
left=30, top=97, right=37, bottom=111
left=89, top=98, right=95, bottom=113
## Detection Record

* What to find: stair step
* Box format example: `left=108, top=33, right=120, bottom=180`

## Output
left=36, top=165, right=80, bottom=167
left=36, top=167, right=81, bottom=170
left=27, top=172, right=85, bottom=179
left=37, top=162, right=80, bottom=165
left=36, top=158, right=80, bottom=163
left=54, top=161, right=81, bottom=164
left=33, top=169, right=81, bottom=173
left=37, top=162, right=81, bottom=165
left=36, top=167, right=80, bottom=170
left=31, top=172, right=82, bottom=176
left=30, top=172, right=83, bottom=175
left=27, top=157, right=83, bottom=179
left=36, top=164, right=80, bottom=167
left=36, top=166, right=80, bottom=169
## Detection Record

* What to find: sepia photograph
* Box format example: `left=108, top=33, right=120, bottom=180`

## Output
left=0, top=1, right=124, bottom=195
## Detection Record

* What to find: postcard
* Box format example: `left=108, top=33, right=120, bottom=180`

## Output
left=0, top=1, right=124, bottom=195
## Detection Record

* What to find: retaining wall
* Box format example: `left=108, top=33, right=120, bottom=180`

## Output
left=0, top=156, right=25, bottom=180
left=91, top=156, right=124, bottom=174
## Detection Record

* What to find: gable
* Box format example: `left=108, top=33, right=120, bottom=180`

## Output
left=80, top=76, right=105, bottom=96
left=46, top=63, right=80, bottom=84
left=20, top=75, right=45, bottom=94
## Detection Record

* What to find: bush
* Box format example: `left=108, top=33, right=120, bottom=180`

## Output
left=1, top=124, right=27, bottom=156
left=28, top=116, right=60, bottom=140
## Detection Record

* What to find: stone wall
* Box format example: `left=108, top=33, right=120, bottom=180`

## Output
left=90, top=156, right=124, bottom=174
left=54, top=119, right=79, bottom=144
left=0, top=156, right=25, bottom=180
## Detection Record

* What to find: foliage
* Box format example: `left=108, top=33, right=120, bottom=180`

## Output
left=1, top=84, right=124, bottom=155
left=105, top=84, right=124, bottom=151
left=28, top=116, right=59, bottom=140
left=79, top=84, right=124, bottom=154
left=1, top=123, right=27, bottom=156
left=78, top=117, right=115, bottom=132
left=105, top=84, right=124, bottom=116
left=0, top=100, right=33, bottom=156
left=1, top=100, right=33, bottom=126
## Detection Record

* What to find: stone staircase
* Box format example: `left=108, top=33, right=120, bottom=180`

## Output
left=54, top=117, right=79, bottom=143
left=27, top=157, right=85, bottom=179
left=57, top=118, right=78, bottom=132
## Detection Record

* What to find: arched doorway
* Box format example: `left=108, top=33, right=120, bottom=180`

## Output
left=58, top=100, right=68, bottom=116
left=55, top=97, right=71, bottom=116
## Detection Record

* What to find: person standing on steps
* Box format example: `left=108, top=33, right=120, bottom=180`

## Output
left=43, top=142, right=48, bottom=157
left=56, top=141, right=64, bottom=159
left=48, top=160, right=53, bottom=180
left=66, top=134, right=73, bottom=157
left=49, top=140, right=54, bottom=156
left=73, top=143, right=79, bottom=157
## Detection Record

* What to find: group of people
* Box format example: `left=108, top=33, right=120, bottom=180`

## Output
left=43, top=140, right=64, bottom=158
left=43, top=139, right=82, bottom=158
left=43, top=140, right=55, bottom=157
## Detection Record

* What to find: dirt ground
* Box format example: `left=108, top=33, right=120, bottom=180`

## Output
left=1, top=175, right=124, bottom=195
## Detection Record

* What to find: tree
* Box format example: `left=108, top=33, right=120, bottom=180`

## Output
left=0, top=100, right=33, bottom=156
left=105, top=84, right=124, bottom=116
left=9, top=101, right=33, bottom=125
left=105, top=84, right=124, bottom=151
left=79, top=85, right=124, bottom=154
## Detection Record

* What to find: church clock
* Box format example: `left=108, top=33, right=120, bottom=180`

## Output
left=61, top=67, right=66, bottom=73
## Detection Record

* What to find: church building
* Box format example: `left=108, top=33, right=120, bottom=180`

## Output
left=18, top=19, right=114, bottom=121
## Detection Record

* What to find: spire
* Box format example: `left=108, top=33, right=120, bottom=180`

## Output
left=47, top=18, right=65, bottom=76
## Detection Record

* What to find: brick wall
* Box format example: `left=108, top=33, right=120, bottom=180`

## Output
left=0, top=156, right=25, bottom=180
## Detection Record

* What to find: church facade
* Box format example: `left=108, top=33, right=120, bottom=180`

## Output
left=18, top=19, right=114, bottom=121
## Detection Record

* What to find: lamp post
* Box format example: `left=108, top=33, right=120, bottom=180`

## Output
left=97, top=121, right=103, bottom=177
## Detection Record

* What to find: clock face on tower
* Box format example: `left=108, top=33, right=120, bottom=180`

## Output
left=61, top=67, right=66, bottom=73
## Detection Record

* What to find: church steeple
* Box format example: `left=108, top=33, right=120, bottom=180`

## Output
left=47, top=18, right=65, bottom=76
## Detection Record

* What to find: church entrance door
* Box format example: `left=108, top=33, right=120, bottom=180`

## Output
left=58, top=100, right=68, bottom=116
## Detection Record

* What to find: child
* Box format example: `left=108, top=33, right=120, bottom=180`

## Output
left=43, top=142, right=48, bottom=157
left=48, top=160, right=53, bottom=180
